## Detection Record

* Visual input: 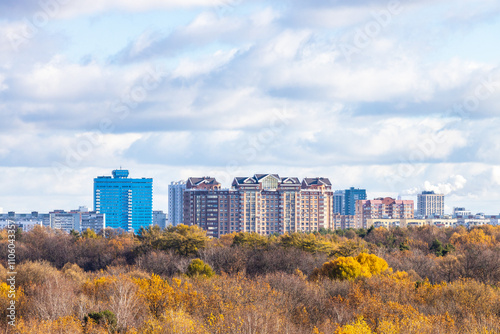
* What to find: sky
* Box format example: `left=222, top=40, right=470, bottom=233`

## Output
left=1, top=0, right=500, bottom=215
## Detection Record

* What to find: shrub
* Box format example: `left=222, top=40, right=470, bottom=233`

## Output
left=186, top=259, right=215, bottom=278
left=311, top=254, right=389, bottom=281
left=84, top=310, right=117, bottom=332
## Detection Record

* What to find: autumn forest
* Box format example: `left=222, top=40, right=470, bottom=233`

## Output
left=2, top=224, right=500, bottom=333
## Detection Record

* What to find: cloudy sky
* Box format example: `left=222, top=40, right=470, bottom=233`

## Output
left=1, top=0, right=500, bottom=215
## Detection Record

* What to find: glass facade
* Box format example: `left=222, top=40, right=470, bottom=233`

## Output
left=344, top=187, right=367, bottom=216
left=94, top=170, right=152, bottom=233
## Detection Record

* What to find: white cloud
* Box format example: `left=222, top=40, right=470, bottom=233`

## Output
left=1, top=0, right=500, bottom=215
left=173, top=48, right=239, bottom=78
left=52, top=0, right=223, bottom=19
left=0, top=74, right=7, bottom=92
left=423, top=175, right=467, bottom=195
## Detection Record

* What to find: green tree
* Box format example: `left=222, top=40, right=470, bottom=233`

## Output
left=279, top=233, right=334, bottom=254
left=430, top=239, right=444, bottom=256
left=69, top=229, right=80, bottom=241
left=84, top=310, right=117, bottom=332
left=81, top=228, right=98, bottom=239
left=138, top=225, right=162, bottom=244
left=154, top=225, right=208, bottom=256
left=399, top=241, right=410, bottom=251
left=332, top=239, right=368, bottom=257
left=186, top=259, right=215, bottom=278
left=232, top=232, right=269, bottom=249
left=442, top=243, right=455, bottom=256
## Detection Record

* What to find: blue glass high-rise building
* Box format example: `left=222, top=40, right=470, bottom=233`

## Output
left=344, top=187, right=367, bottom=216
left=94, top=169, right=153, bottom=233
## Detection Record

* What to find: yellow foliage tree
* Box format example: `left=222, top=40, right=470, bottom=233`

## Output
left=312, top=256, right=369, bottom=281
left=134, top=274, right=174, bottom=317
left=450, top=228, right=494, bottom=247
left=82, top=275, right=117, bottom=305
left=0, top=281, right=24, bottom=325
left=312, top=253, right=389, bottom=281
left=335, top=317, right=373, bottom=334
left=15, top=316, right=84, bottom=334
left=355, top=253, right=389, bottom=276
left=134, top=274, right=199, bottom=318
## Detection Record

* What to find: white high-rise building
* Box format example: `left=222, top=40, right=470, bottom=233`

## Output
left=168, top=181, right=186, bottom=226
left=417, top=191, right=444, bottom=218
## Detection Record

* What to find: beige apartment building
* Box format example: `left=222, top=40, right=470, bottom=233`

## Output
left=417, top=191, right=444, bottom=217
left=183, top=174, right=341, bottom=236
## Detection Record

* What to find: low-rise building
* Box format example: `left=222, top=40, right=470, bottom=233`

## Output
left=331, top=214, right=356, bottom=229
left=457, top=214, right=490, bottom=227
left=0, top=211, right=48, bottom=231
left=356, top=197, right=414, bottom=229
left=81, top=211, right=106, bottom=233
left=453, top=207, right=472, bottom=218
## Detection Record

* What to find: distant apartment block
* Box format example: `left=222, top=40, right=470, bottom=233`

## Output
left=452, top=207, right=472, bottom=218
left=94, top=169, right=153, bottom=233
left=417, top=191, right=444, bottom=217
left=344, top=187, right=367, bottom=216
left=487, top=215, right=500, bottom=226
left=183, top=174, right=336, bottom=237
left=368, top=218, right=457, bottom=229
left=299, top=177, right=334, bottom=232
left=81, top=210, right=106, bottom=233
left=0, top=209, right=104, bottom=233
left=50, top=210, right=81, bottom=232
left=0, top=211, right=47, bottom=231
left=153, top=210, right=167, bottom=229
left=457, top=213, right=490, bottom=228
left=50, top=208, right=106, bottom=233
left=183, top=177, right=222, bottom=237
left=331, top=213, right=356, bottom=230
left=168, top=180, right=186, bottom=226
left=356, top=197, right=414, bottom=229
left=332, top=190, right=345, bottom=214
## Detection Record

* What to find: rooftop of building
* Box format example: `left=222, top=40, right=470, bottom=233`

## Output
left=186, top=177, right=221, bottom=189
left=95, top=169, right=152, bottom=181
left=302, top=177, right=332, bottom=187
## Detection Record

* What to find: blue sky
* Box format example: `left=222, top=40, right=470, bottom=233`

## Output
left=1, top=0, right=500, bottom=215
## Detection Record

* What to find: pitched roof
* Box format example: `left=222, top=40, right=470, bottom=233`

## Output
left=302, top=177, right=332, bottom=187
left=254, top=174, right=280, bottom=181
left=187, top=177, right=220, bottom=188
left=280, top=177, right=300, bottom=184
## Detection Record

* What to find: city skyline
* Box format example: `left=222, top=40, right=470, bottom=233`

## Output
left=1, top=1, right=500, bottom=215
left=0, top=170, right=495, bottom=218
left=0, top=169, right=498, bottom=216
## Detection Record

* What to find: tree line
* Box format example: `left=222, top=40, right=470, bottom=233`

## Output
left=1, top=224, right=500, bottom=333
